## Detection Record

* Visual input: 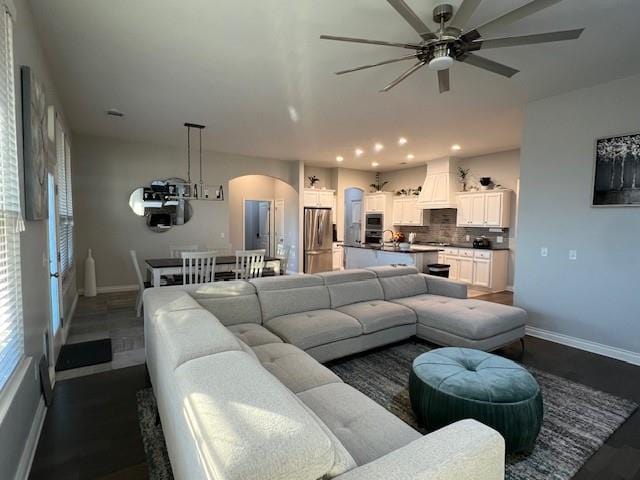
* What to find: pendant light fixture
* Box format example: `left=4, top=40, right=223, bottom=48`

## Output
left=184, top=122, right=224, bottom=201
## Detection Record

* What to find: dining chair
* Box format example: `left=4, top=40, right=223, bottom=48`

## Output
left=275, top=244, right=291, bottom=275
left=181, top=251, right=217, bottom=285
left=234, top=249, right=265, bottom=280
left=130, top=250, right=151, bottom=317
left=170, top=244, right=199, bottom=258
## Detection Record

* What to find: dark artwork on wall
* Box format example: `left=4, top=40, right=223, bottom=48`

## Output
left=593, top=133, right=640, bottom=206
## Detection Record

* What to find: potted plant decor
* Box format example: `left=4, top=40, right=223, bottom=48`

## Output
left=308, top=175, right=319, bottom=188
left=370, top=172, right=389, bottom=193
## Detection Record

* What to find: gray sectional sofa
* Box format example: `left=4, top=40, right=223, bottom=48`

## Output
left=144, top=265, right=525, bottom=479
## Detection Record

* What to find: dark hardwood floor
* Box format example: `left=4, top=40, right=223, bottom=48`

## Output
left=29, top=292, right=640, bottom=480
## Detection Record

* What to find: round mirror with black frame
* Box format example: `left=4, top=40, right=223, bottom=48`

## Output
left=128, top=177, right=193, bottom=233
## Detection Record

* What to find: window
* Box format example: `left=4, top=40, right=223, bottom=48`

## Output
left=55, top=120, right=73, bottom=277
left=0, top=4, right=23, bottom=391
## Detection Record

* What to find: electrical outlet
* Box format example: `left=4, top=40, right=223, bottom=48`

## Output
left=569, top=249, right=577, bottom=260
left=220, top=232, right=225, bottom=238
left=540, top=247, right=548, bottom=257
left=496, top=236, right=504, bottom=244
left=465, top=235, right=470, bottom=242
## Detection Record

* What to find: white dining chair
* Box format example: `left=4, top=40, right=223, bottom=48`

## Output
left=170, top=244, right=199, bottom=258
left=130, top=250, right=151, bottom=317
left=234, top=249, right=265, bottom=280
left=275, top=244, right=291, bottom=275
left=181, top=251, right=217, bottom=285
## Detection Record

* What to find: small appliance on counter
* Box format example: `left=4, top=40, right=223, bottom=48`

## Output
left=473, top=236, right=492, bottom=249
left=408, top=232, right=417, bottom=244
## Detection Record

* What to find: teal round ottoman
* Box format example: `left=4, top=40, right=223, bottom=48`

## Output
left=410, top=347, right=543, bottom=453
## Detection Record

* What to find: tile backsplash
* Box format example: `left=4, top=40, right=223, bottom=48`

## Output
left=396, top=209, right=510, bottom=247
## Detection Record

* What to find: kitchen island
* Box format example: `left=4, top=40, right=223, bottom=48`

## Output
left=341, top=243, right=442, bottom=272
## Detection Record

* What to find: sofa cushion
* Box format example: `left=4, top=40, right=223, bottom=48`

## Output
left=252, top=343, right=342, bottom=393
left=336, top=300, right=416, bottom=334
left=298, top=383, right=421, bottom=466
left=394, top=294, right=527, bottom=340
left=378, top=274, right=429, bottom=301
left=154, top=308, right=241, bottom=369
left=318, top=269, right=384, bottom=309
left=227, top=323, right=283, bottom=347
left=191, top=281, right=262, bottom=326
left=175, top=351, right=335, bottom=480
left=251, top=274, right=331, bottom=321
left=367, top=265, right=420, bottom=277
left=318, top=269, right=377, bottom=285
left=265, top=309, right=363, bottom=350
left=143, top=288, right=202, bottom=320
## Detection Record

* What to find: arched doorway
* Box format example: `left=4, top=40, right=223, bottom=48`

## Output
left=343, top=187, right=364, bottom=245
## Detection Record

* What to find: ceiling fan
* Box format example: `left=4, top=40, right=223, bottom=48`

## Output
left=320, top=0, right=584, bottom=93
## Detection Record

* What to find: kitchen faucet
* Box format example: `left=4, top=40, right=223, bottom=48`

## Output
left=380, top=229, right=395, bottom=247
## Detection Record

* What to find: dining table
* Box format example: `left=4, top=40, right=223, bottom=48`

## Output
left=145, top=255, right=281, bottom=288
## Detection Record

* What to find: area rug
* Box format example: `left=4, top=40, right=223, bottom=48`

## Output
left=136, top=341, right=637, bottom=480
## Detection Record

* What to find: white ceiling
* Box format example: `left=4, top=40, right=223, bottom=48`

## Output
left=29, top=0, right=640, bottom=171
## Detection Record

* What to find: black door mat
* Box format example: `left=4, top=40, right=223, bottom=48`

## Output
left=55, top=339, right=113, bottom=372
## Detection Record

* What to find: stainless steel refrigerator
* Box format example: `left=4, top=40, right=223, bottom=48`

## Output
left=304, top=207, right=333, bottom=273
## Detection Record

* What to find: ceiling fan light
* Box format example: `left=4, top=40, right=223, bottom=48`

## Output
left=429, top=55, right=453, bottom=71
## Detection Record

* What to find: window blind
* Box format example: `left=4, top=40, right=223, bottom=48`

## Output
left=55, top=119, right=73, bottom=277
left=0, top=5, right=24, bottom=391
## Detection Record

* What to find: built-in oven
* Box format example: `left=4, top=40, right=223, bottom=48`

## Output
left=365, top=213, right=383, bottom=231
left=364, top=229, right=382, bottom=245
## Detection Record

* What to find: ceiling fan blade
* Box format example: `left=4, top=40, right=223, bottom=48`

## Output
left=320, top=34, right=423, bottom=50
left=437, top=69, right=450, bottom=93
left=463, top=0, right=564, bottom=41
left=474, top=28, right=584, bottom=49
left=336, top=54, right=418, bottom=75
left=459, top=53, right=519, bottom=78
left=380, top=61, right=426, bottom=92
left=448, top=0, right=482, bottom=32
left=386, top=0, right=437, bottom=40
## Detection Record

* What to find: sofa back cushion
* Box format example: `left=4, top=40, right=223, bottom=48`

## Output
left=153, top=308, right=242, bottom=370
left=143, top=287, right=202, bottom=321
left=251, top=274, right=330, bottom=321
left=190, top=281, right=262, bottom=326
left=318, top=269, right=384, bottom=308
left=174, top=351, right=336, bottom=480
left=367, top=265, right=428, bottom=300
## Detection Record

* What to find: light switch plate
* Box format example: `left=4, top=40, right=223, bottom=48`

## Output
left=496, top=236, right=504, bottom=243
left=465, top=235, right=470, bottom=242
left=541, top=247, right=548, bottom=257
left=569, top=249, right=577, bottom=260
left=220, top=232, right=225, bottom=238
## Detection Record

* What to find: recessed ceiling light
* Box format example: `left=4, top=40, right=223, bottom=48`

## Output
left=371, top=161, right=379, bottom=167
left=406, top=154, right=415, bottom=160
left=355, top=148, right=364, bottom=157
left=398, top=137, right=407, bottom=146
left=336, top=156, right=344, bottom=162
left=451, top=144, right=461, bottom=151
left=374, top=143, right=384, bottom=152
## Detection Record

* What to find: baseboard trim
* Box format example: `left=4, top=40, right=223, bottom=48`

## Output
left=78, top=284, right=138, bottom=295
left=14, top=397, right=46, bottom=480
left=505, top=285, right=514, bottom=292
left=526, top=326, right=640, bottom=366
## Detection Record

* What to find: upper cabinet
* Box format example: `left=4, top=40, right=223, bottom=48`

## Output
left=456, top=190, right=512, bottom=228
left=364, top=192, right=391, bottom=213
left=304, top=189, right=335, bottom=208
left=392, top=197, right=431, bottom=226
left=417, top=157, right=459, bottom=209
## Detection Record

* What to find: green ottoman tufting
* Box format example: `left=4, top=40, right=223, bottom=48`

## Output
left=410, top=347, right=543, bottom=453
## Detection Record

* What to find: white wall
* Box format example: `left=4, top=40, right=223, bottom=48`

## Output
left=0, top=1, right=73, bottom=478
left=72, top=134, right=300, bottom=288
left=303, top=166, right=334, bottom=189
left=516, top=73, right=640, bottom=360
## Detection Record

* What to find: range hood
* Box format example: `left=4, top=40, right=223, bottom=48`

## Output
left=417, top=157, right=460, bottom=209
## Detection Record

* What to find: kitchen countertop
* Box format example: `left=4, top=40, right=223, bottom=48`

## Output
left=443, top=242, right=510, bottom=251
left=339, top=243, right=443, bottom=254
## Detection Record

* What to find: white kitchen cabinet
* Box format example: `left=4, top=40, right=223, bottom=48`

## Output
left=364, top=193, right=387, bottom=213
left=304, top=189, right=335, bottom=208
left=392, top=197, right=430, bottom=226
left=456, top=190, right=512, bottom=228
left=444, top=255, right=460, bottom=280
left=458, top=257, right=474, bottom=284
left=472, top=258, right=491, bottom=287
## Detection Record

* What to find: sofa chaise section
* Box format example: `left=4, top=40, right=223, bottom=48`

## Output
left=368, top=265, right=527, bottom=351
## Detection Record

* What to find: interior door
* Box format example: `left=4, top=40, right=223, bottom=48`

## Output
left=257, top=202, right=271, bottom=255
left=47, top=173, right=63, bottom=365
left=274, top=199, right=285, bottom=249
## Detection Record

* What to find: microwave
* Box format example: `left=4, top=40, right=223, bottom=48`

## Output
left=365, top=213, right=383, bottom=230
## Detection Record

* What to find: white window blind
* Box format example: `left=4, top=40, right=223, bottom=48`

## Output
left=55, top=119, right=73, bottom=277
left=0, top=5, right=24, bottom=391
